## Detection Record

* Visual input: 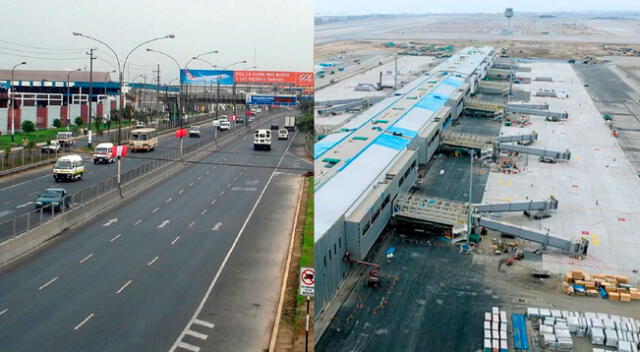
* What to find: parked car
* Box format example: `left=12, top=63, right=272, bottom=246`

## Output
left=56, top=131, right=75, bottom=147
left=189, top=126, right=201, bottom=137
left=35, top=188, right=71, bottom=211
left=41, top=140, right=61, bottom=154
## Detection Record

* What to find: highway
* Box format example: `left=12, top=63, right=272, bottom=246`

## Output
left=0, top=110, right=291, bottom=239
left=0, top=113, right=311, bottom=351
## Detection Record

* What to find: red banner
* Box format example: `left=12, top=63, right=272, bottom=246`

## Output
left=234, top=71, right=314, bottom=87
left=175, top=128, right=187, bottom=138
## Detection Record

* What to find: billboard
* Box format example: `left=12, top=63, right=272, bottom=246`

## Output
left=247, top=94, right=297, bottom=106
left=180, top=69, right=234, bottom=86
left=234, top=71, right=314, bottom=87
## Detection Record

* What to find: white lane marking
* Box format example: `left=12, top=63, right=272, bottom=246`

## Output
left=110, top=233, right=122, bottom=242
left=211, top=222, right=222, bottom=231
left=178, top=189, right=184, bottom=194
left=185, top=329, right=208, bottom=340
left=28, top=191, right=39, bottom=196
left=38, top=276, right=59, bottom=290
left=158, top=220, right=170, bottom=229
left=0, top=308, right=7, bottom=316
left=147, top=256, right=159, bottom=266
left=233, top=177, right=238, bottom=182
left=193, top=319, right=215, bottom=329
left=171, top=235, right=180, bottom=245
left=168, top=131, right=298, bottom=352
left=176, top=342, right=200, bottom=352
left=243, top=167, right=248, bottom=171
left=73, top=313, right=94, bottom=330
left=239, top=171, right=244, bottom=176
left=152, top=207, right=159, bottom=213
left=166, top=197, right=173, bottom=203
left=188, top=221, right=196, bottom=228
left=102, top=218, right=118, bottom=227
left=189, top=182, right=194, bottom=186
left=200, top=209, right=207, bottom=215
left=220, top=190, right=225, bottom=196
left=210, top=199, right=217, bottom=205
left=0, top=173, right=50, bottom=192
left=134, top=219, right=142, bottom=226
left=205, top=170, right=210, bottom=175
left=79, top=253, right=94, bottom=264
left=16, top=201, right=34, bottom=209
left=197, top=176, right=202, bottom=180
left=116, top=280, right=132, bottom=294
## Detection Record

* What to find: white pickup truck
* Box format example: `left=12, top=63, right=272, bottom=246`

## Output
left=41, top=140, right=61, bottom=154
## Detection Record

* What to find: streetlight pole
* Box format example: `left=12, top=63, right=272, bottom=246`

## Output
left=467, top=150, right=475, bottom=244
left=73, top=32, right=174, bottom=197
left=66, top=68, right=82, bottom=129
left=9, top=62, right=27, bottom=142
left=87, top=48, right=96, bottom=148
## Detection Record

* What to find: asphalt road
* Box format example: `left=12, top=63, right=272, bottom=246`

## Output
left=0, top=114, right=311, bottom=351
left=0, top=110, right=292, bottom=239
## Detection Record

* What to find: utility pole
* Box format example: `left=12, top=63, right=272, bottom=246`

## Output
left=155, top=64, right=160, bottom=111
left=87, top=48, right=96, bottom=148
left=394, top=55, right=398, bottom=90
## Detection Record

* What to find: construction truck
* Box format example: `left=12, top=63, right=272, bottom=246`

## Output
left=284, top=116, right=296, bottom=132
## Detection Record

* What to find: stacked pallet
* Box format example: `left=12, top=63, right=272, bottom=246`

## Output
left=483, top=307, right=508, bottom=352
left=528, top=307, right=640, bottom=351
left=562, top=270, right=639, bottom=302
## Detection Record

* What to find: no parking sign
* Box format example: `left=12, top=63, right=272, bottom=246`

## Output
left=299, top=267, right=314, bottom=297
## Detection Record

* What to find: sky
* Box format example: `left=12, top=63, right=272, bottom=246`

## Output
left=1, top=0, right=313, bottom=84
left=315, top=0, right=640, bottom=15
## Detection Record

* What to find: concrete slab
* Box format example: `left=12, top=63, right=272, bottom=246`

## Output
left=482, top=62, right=640, bottom=281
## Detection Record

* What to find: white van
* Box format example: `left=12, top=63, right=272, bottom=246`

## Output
left=278, top=128, right=289, bottom=140
left=53, top=154, right=85, bottom=181
left=93, top=143, right=115, bottom=164
left=218, top=121, right=231, bottom=131
left=254, top=129, right=272, bottom=150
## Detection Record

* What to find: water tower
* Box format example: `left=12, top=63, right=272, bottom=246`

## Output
left=504, top=8, right=514, bottom=33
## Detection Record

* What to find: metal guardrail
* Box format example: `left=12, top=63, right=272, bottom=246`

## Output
left=0, top=112, right=283, bottom=242
left=0, top=113, right=218, bottom=177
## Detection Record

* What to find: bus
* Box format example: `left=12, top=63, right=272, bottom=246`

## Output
left=129, top=128, right=158, bottom=152
left=253, top=129, right=272, bottom=151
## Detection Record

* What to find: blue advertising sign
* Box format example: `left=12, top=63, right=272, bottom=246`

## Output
left=180, top=69, right=234, bottom=85
left=247, top=94, right=297, bottom=106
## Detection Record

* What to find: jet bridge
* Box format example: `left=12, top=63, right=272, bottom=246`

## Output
left=392, top=193, right=588, bottom=255
left=493, top=143, right=572, bottom=161
left=506, top=104, right=568, bottom=121
left=494, top=131, right=538, bottom=145
left=475, top=217, right=589, bottom=256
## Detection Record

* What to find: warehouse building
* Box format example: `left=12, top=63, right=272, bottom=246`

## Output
left=314, top=47, right=495, bottom=319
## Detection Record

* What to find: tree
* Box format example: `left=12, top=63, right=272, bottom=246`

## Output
left=94, top=116, right=104, bottom=136
left=295, top=113, right=313, bottom=134
left=75, top=117, right=83, bottom=127
left=21, top=120, right=36, bottom=134
left=52, top=119, right=62, bottom=128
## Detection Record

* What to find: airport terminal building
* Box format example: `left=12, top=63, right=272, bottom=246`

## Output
left=314, top=47, right=495, bottom=318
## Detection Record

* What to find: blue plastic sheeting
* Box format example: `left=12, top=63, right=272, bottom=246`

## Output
left=442, top=76, right=464, bottom=88
left=387, top=126, right=417, bottom=139
left=511, top=313, right=529, bottom=350
left=314, top=131, right=351, bottom=159
left=416, top=94, right=446, bottom=111
left=373, top=134, right=411, bottom=151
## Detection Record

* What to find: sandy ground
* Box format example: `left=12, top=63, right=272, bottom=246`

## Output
left=316, top=14, right=640, bottom=45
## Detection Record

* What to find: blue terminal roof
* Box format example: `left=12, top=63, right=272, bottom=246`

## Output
left=314, top=47, right=492, bottom=242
